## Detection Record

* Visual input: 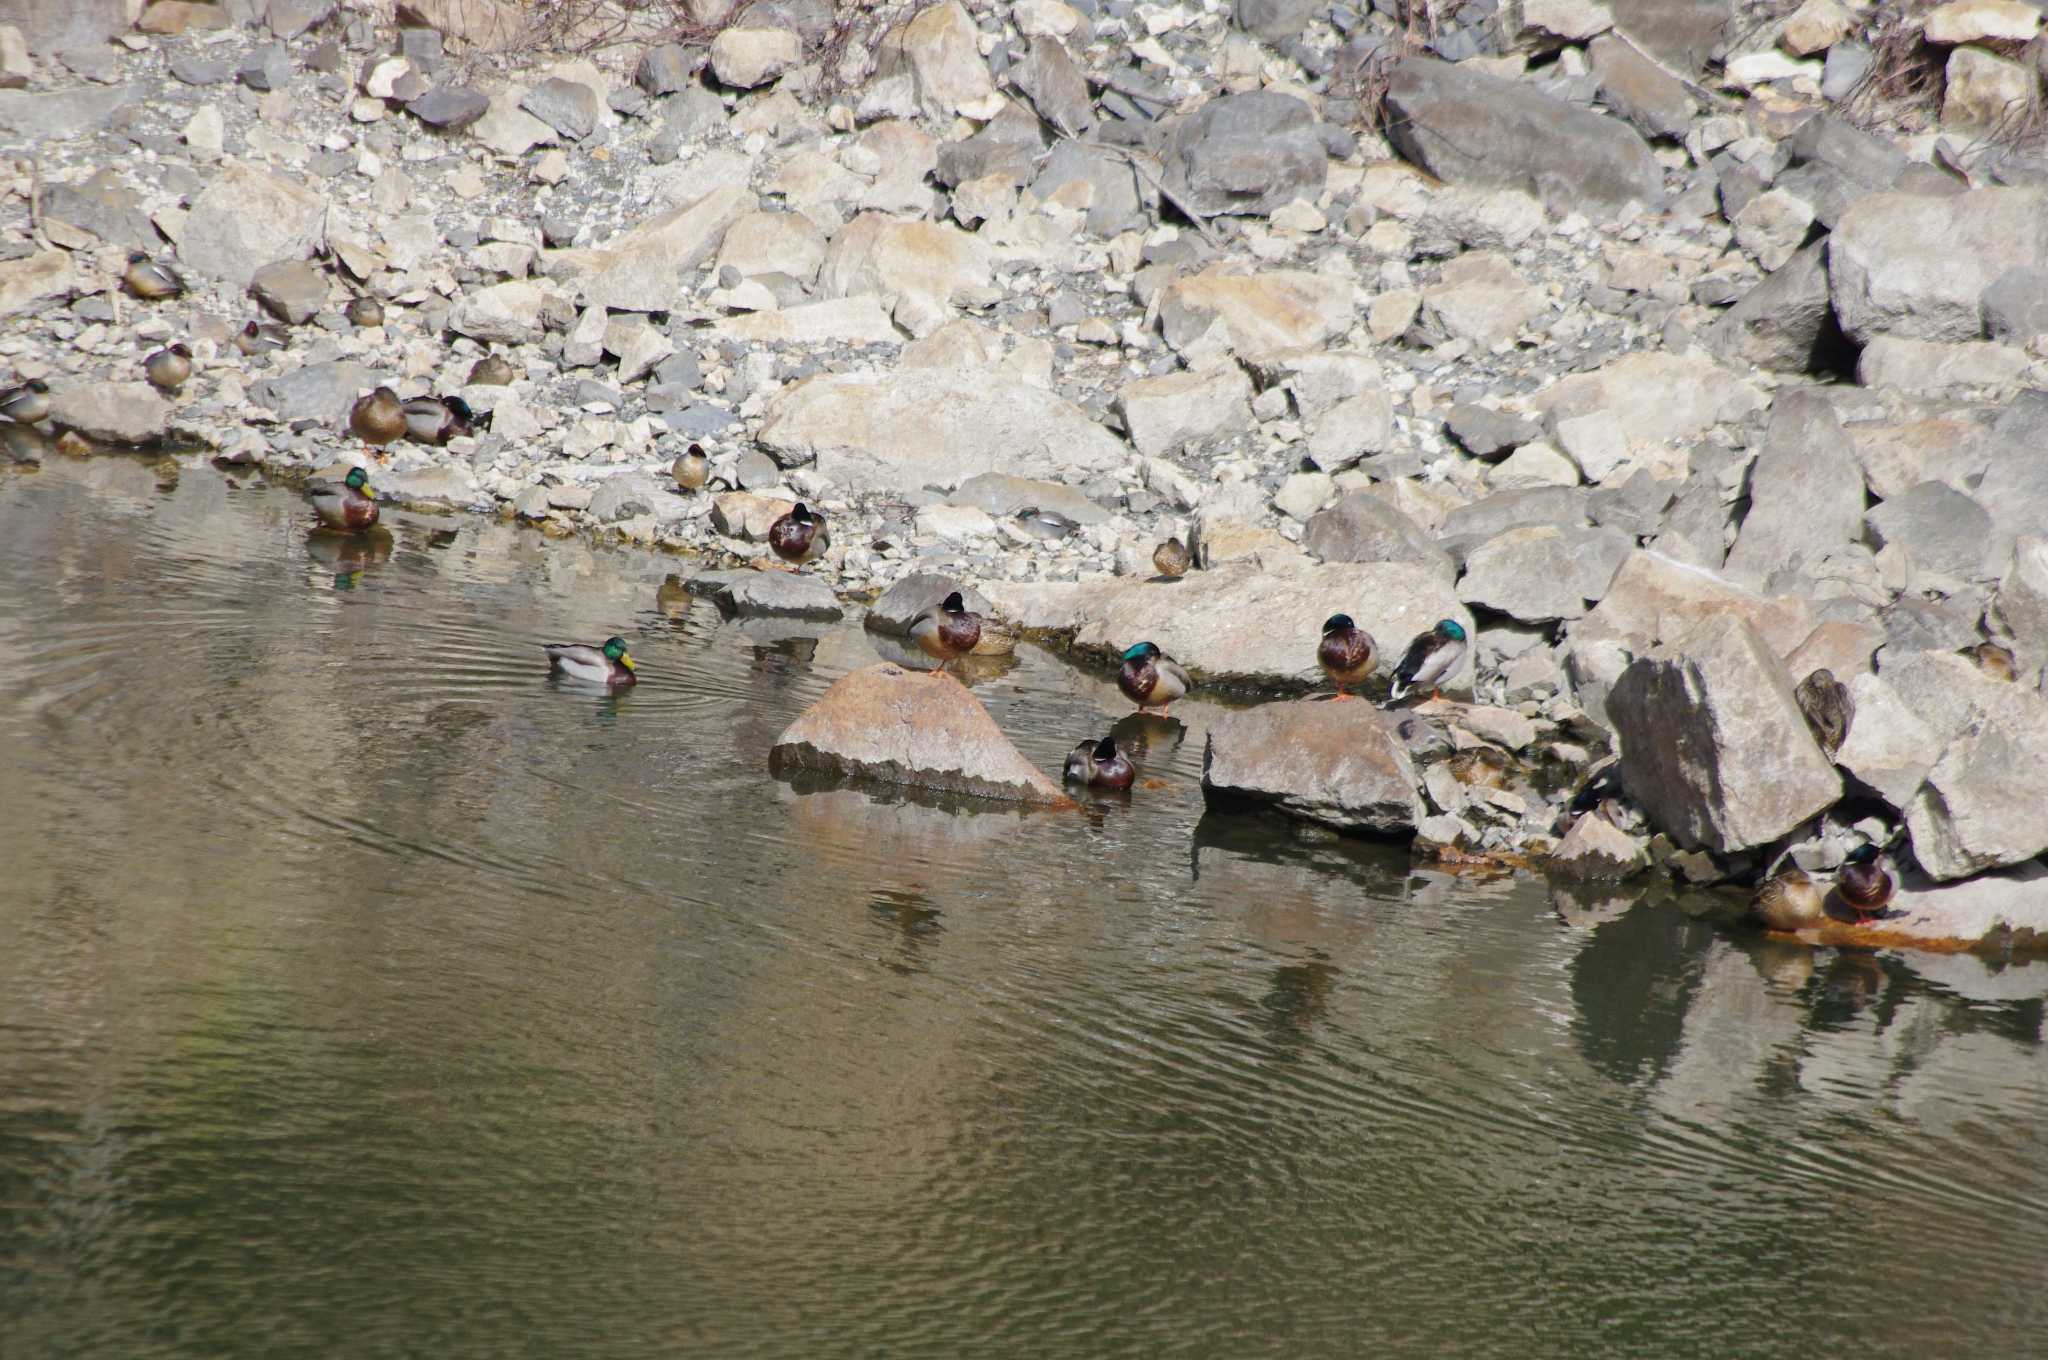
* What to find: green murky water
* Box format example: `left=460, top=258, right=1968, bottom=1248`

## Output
left=3, top=457, right=2046, bottom=1357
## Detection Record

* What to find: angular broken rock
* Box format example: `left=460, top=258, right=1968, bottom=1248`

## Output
left=1833, top=670, right=1942, bottom=810
left=1158, top=265, right=1353, bottom=357
left=1608, top=613, right=1842, bottom=853
left=1581, top=548, right=1819, bottom=655
left=1722, top=389, right=1865, bottom=587
left=543, top=185, right=751, bottom=313
left=1117, top=363, right=1253, bottom=456
left=1202, top=698, right=1425, bottom=835
left=1547, top=811, right=1651, bottom=881
left=713, top=571, right=843, bottom=621
left=1159, top=89, right=1329, bottom=218
left=1828, top=188, right=2048, bottom=344
left=770, top=664, right=1068, bottom=804
left=47, top=382, right=171, bottom=445
left=180, top=162, right=327, bottom=288
left=1882, top=651, right=2048, bottom=880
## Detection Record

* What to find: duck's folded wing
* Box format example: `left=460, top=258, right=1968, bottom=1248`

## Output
left=543, top=644, right=606, bottom=669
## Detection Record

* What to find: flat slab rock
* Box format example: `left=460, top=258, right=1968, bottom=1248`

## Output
left=770, top=663, right=1069, bottom=804
left=1202, top=698, right=1426, bottom=834
left=710, top=569, right=844, bottom=621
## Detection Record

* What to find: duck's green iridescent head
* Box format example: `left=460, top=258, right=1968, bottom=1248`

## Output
left=344, top=466, right=369, bottom=492
left=1122, top=641, right=1159, bottom=662
left=603, top=636, right=634, bottom=670
left=1437, top=619, right=1466, bottom=642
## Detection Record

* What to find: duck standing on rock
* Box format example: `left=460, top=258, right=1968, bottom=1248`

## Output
left=909, top=591, right=981, bottom=675
left=1752, top=864, right=1828, bottom=932
left=672, top=443, right=709, bottom=491
left=1118, top=641, right=1190, bottom=715
left=1387, top=619, right=1467, bottom=704
left=1317, top=614, right=1377, bottom=700
left=468, top=355, right=517, bottom=386
left=1834, top=844, right=1896, bottom=922
left=1153, top=537, right=1192, bottom=579
left=345, top=296, right=384, bottom=328
left=0, top=379, right=50, bottom=424
left=1794, top=668, right=1853, bottom=757
left=308, top=466, right=378, bottom=532
left=1962, top=641, right=2017, bottom=682
left=768, top=502, right=828, bottom=568
left=122, top=252, right=185, bottom=301
left=1064, top=735, right=1135, bottom=790
left=543, top=636, right=637, bottom=688
left=144, top=343, right=192, bottom=393
left=349, top=386, right=407, bottom=459
left=235, top=320, right=287, bottom=356
left=403, top=394, right=480, bottom=444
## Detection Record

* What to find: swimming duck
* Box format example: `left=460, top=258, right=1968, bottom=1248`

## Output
left=672, top=443, right=708, bottom=491
left=234, top=320, right=288, bottom=356
left=1795, top=667, right=1854, bottom=757
left=468, top=355, right=517, bottom=386
left=1388, top=619, right=1467, bottom=703
left=402, top=394, right=480, bottom=444
left=768, top=502, right=828, bottom=567
left=1317, top=613, right=1378, bottom=700
left=543, top=635, right=637, bottom=687
left=909, top=591, right=982, bottom=673
left=0, top=379, right=51, bottom=423
left=143, top=343, right=192, bottom=393
left=1063, top=735, right=1136, bottom=790
left=1153, top=536, right=1192, bottom=579
left=345, top=296, right=384, bottom=328
left=1835, top=843, right=1896, bottom=922
left=122, top=252, right=185, bottom=301
left=349, top=386, right=407, bottom=453
left=1962, top=641, right=2017, bottom=682
left=1752, top=865, right=1828, bottom=932
left=308, top=465, right=378, bottom=531
left=1118, top=640, right=1191, bottom=715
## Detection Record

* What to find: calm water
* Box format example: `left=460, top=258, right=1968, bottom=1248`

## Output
left=3, top=457, right=2047, bottom=1358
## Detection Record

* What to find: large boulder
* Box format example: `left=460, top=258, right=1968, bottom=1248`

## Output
left=1833, top=671, right=1942, bottom=810
left=756, top=369, right=1126, bottom=495
left=46, top=383, right=171, bottom=445
left=1722, top=390, right=1866, bottom=587
left=1157, top=265, right=1353, bottom=357
left=1865, top=480, right=1998, bottom=581
left=1383, top=57, right=1663, bottom=218
left=1459, top=525, right=1631, bottom=622
left=1579, top=548, right=1819, bottom=656
left=1885, top=651, right=2048, bottom=880
left=0, top=249, right=74, bottom=319
left=769, top=664, right=1068, bottom=804
left=1610, top=0, right=1730, bottom=74
left=1158, top=90, right=1329, bottom=218
left=1703, top=242, right=1839, bottom=373
left=542, top=185, right=751, bottom=312
left=1532, top=350, right=1766, bottom=450
left=817, top=213, right=991, bottom=329
left=1993, top=534, right=2048, bottom=680
left=1828, top=188, right=2048, bottom=343
left=249, top=361, right=381, bottom=428
left=1608, top=614, right=1842, bottom=852
left=0, top=83, right=141, bottom=141
left=178, top=163, right=328, bottom=288
left=0, top=0, right=126, bottom=53
left=1302, top=492, right=1455, bottom=580
left=980, top=562, right=1472, bottom=689
left=1962, top=390, right=2048, bottom=569
left=1202, top=699, right=1425, bottom=834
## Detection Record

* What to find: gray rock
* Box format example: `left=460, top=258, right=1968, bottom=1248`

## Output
left=0, top=81, right=140, bottom=140
left=521, top=77, right=600, bottom=140
left=588, top=475, right=676, bottom=524
left=169, top=53, right=234, bottom=86
left=1994, top=535, right=2048, bottom=681
left=1305, top=390, right=1395, bottom=471
left=543, top=185, right=750, bottom=313
left=1384, top=57, right=1662, bottom=217
left=865, top=573, right=994, bottom=635
left=714, top=570, right=845, bottom=620
left=1610, top=0, right=1730, bottom=74
left=935, top=98, right=1047, bottom=187
left=1461, top=525, right=1633, bottom=622
left=1235, top=0, right=1317, bottom=43
left=1027, top=141, right=1145, bottom=236
left=1822, top=40, right=1875, bottom=101
left=1160, top=90, right=1329, bottom=218
left=1588, top=468, right=1679, bottom=538
left=731, top=447, right=779, bottom=490
left=769, top=663, right=1066, bottom=804
left=1588, top=34, right=1695, bottom=141
left=1012, top=36, right=1093, bottom=137
left=1982, top=265, right=2048, bottom=341
left=1834, top=671, right=1942, bottom=811
left=1723, top=391, right=1866, bottom=588
left=1583, top=548, right=1818, bottom=655
left=1703, top=241, right=1837, bottom=372
left=1866, top=480, right=1997, bottom=581
left=181, top=162, right=327, bottom=287
left=1302, top=493, right=1454, bottom=580
left=1547, top=811, right=1651, bottom=881
left=1117, top=364, right=1253, bottom=455
left=1830, top=188, right=2048, bottom=343
left=667, top=404, right=737, bottom=437
left=249, top=361, right=378, bottom=428
left=1440, top=487, right=1590, bottom=544
left=406, top=84, right=489, bottom=130
left=1964, top=389, right=2048, bottom=568
left=41, top=168, right=156, bottom=251
left=637, top=43, right=693, bottom=95
left=267, top=0, right=333, bottom=39
left=250, top=259, right=328, bottom=325
left=3, top=0, right=125, bottom=54
left=1887, top=651, right=2048, bottom=879
left=1443, top=403, right=1538, bottom=459
left=239, top=42, right=293, bottom=92
left=46, top=381, right=170, bottom=445
left=1203, top=699, right=1425, bottom=835
left=949, top=472, right=1109, bottom=525
left=1609, top=613, right=1841, bottom=853
left=1782, top=114, right=1907, bottom=229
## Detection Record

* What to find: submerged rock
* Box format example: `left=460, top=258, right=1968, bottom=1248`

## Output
left=1202, top=698, right=1426, bottom=834
left=770, top=663, right=1068, bottom=804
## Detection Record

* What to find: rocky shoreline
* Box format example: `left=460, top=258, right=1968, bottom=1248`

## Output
left=7, top=0, right=2048, bottom=950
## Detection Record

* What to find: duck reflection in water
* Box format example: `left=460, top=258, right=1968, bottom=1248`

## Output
left=656, top=574, right=693, bottom=628
left=870, top=886, right=944, bottom=975
left=1108, top=710, right=1185, bottom=767
left=749, top=634, right=820, bottom=679
left=1260, top=953, right=1339, bottom=1050
left=306, top=525, right=393, bottom=589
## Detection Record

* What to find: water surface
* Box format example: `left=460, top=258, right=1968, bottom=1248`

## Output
left=3, top=458, right=2046, bottom=1357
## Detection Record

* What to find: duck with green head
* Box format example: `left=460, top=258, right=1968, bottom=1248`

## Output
left=1388, top=619, right=1467, bottom=703
left=543, top=635, right=637, bottom=688
left=403, top=395, right=481, bottom=445
left=1118, top=640, right=1190, bottom=715
left=1834, top=844, right=1895, bottom=922
left=1063, top=735, right=1135, bottom=790
left=1317, top=614, right=1377, bottom=700
left=308, top=466, right=378, bottom=531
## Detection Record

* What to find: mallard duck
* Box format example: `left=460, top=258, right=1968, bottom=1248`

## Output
left=468, top=355, right=517, bottom=386
left=909, top=591, right=981, bottom=673
left=234, top=320, right=288, bottom=356
left=1835, top=843, right=1895, bottom=922
left=672, top=443, right=708, bottom=491
left=1318, top=613, right=1377, bottom=700
left=543, top=635, right=637, bottom=687
left=1388, top=619, right=1467, bottom=703
left=349, top=386, right=407, bottom=453
left=1118, top=640, right=1190, bottom=714
left=403, top=394, right=480, bottom=444
left=768, top=502, right=828, bottom=567
left=1962, top=641, right=2017, bottom=682
left=1752, top=865, right=1827, bottom=931
left=1153, top=536, right=1192, bottom=579
left=143, top=343, right=192, bottom=392
left=122, top=252, right=185, bottom=301
left=1795, top=668, right=1853, bottom=756
left=0, top=379, right=50, bottom=423
left=308, top=465, right=379, bottom=531
left=1015, top=507, right=1079, bottom=540
left=345, top=296, right=384, bottom=328
left=1063, top=735, right=1135, bottom=790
